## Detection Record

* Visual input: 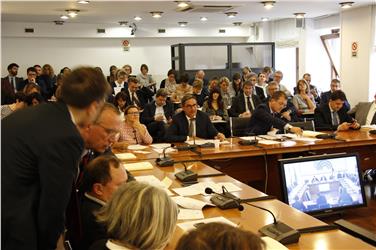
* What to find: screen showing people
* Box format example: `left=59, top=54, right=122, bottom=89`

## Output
left=280, top=154, right=366, bottom=214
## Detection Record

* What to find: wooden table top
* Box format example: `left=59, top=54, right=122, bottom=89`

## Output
left=129, top=161, right=375, bottom=250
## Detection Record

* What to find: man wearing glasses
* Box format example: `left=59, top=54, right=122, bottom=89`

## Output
left=165, top=94, right=225, bottom=142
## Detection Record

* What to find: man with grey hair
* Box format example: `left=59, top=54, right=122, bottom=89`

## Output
left=166, top=94, right=225, bottom=142
left=273, top=70, right=292, bottom=97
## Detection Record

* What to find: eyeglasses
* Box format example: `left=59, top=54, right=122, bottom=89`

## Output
left=127, top=111, right=140, bottom=116
left=96, top=123, right=120, bottom=138
left=184, top=104, right=197, bottom=109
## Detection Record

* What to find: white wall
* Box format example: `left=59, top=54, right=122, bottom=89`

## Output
left=1, top=36, right=247, bottom=83
left=340, top=5, right=375, bottom=104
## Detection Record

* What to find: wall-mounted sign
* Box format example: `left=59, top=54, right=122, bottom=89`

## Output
left=122, top=39, right=130, bottom=51
left=351, top=42, right=358, bottom=57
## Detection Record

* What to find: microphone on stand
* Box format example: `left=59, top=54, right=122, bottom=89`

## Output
left=205, top=187, right=244, bottom=211
left=156, top=145, right=175, bottom=167
left=175, top=162, right=198, bottom=183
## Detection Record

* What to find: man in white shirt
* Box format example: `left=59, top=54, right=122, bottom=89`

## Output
left=348, top=93, right=376, bottom=125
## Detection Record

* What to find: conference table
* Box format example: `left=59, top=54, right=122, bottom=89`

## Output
left=124, top=160, right=375, bottom=250
left=114, top=129, right=376, bottom=199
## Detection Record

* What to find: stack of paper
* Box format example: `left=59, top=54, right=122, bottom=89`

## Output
left=134, top=175, right=174, bottom=196
left=115, top=153, right=137, bottom=160
left=302, top=130, right=325, bottom=137
left=123, top=161, right=153, bottom=171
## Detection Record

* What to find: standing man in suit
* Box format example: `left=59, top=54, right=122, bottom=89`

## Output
left=125, top=77, right=147, bottom=110
left=314, top=90, right=360, bottom=131
left=248, top=91, right=303, bottom=135
left=1, top=63, right=23, bottom=104
left=229, top=80, right=262, bottom=118
left=348, top=93, right=376, bottom=125
left=165, top=94, right=225, bottom=142
left=2, top=67, right=111, bottom=250
left=141, top=88, right=174, bottom=143
left=320, top=79, right=350, bottom=111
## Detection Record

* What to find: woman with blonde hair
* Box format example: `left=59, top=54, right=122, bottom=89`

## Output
left=91, top=181, right=178, bottom=250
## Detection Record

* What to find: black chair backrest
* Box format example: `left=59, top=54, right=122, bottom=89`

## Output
left=289, top=120, right=315, bottom=131
left=230, top=117, right=250, bottom=137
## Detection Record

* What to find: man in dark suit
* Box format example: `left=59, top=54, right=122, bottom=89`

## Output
left=248, top=91, right=303, bottom=135
left=229, top=80, right=262, bottom=118
left=1, top=63, right=24, bottom=104
left=125, top=77, right=148, bottom=110
left=79, top=155, right=128, bottom=250
left=314, top=90, right=360, bottom=131
left=2, top=67, right=111, bottom=250
left=348, top=93, right=376, bottom=125
left=165, top=94, right=225, bottom=142
left=320, top=79, right=350, bottom=111
left=141, top=88, right=174, bottom=143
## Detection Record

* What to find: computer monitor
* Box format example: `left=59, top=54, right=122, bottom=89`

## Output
left=279, top=153, right=367, bottom=215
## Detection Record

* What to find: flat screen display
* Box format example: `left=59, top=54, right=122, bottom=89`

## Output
left=279, top=153, right=367, bottom=215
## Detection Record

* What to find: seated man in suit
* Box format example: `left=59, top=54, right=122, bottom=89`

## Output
left=314, top=90, right=360, bottom=131
left=165, top=94, right=225, bottom=142
left=141, top=88, right=174, bottom=143
left=348, top=93, right=376, bottom=126
left=192, top=79, right=207, bottom=107
left=79, top=155, right=128, bottom=250
left=248, top=91, right=303, bottom=135
left=320, top=79, right=350, bottom=111
left=1, top=62, right=23, bottom=104
left=125, top=77, right=148, bottom=110
left=229, top=80, right=262, bottom=118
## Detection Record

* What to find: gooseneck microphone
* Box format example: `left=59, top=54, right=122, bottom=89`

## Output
left=156, top=145, right=175, bottom=167
left=205, top=187, right=244, bottom=211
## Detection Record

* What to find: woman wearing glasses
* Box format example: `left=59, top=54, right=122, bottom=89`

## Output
left=118, top=105, right=152, bottom=145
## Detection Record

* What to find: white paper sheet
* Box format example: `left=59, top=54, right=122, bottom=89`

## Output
left=171, top=196, right=215, bottom=210
left=151, top=143, right=172, bottom=149
left=262, top=237, right=289, bottom=250
left=302, top=130, right=325, bottom=137
left=115, top=153, right=137, bottom=160
left=127, top=144, right=148, bottom=150
left=132, top=150, right=151, bottom=154
left=153, top=148, right=177, bottom=154
left=178, top=209, right=205, bottom=220
left=134, top=175, right=174, bottom=196
left=123, top=162, right=153, bottom=171
left=172, top=182, right=241, bottom=197
left=178, top=216, right=237, bottom=231
left=185, top=139, right=230, bottom=145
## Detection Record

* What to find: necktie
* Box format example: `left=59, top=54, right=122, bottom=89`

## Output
left=132, top=92, right=140, bottom=107
left=332, top=111, right=339, bottom=126
left=247, top=96, right=253, bottom=112
left=11, top=77, right=16, bottom=90
left=371, top=112, right=376, bottom=125
left=188, top=118, right=195, bottom=137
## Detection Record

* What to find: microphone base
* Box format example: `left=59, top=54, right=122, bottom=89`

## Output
left=210, top=193, right=241, bottom=210
left=238, top=139, right=258, bottom=146
left=156, top=157, right=175, bottom=167
left=175, top=170, right=198, bottom=182
left=259, top=221, right=300, bottom=245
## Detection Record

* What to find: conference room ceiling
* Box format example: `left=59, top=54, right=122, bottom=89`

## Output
left=2, top=1, right=374, bottom=28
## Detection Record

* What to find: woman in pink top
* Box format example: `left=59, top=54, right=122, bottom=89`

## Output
left=118, top=105, right=153, bottom=145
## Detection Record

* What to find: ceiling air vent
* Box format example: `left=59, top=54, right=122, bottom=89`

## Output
left=97, top=28, right=106, bottom=34
left=25, top=28, right=34, bottom=33
left=158, top=29, right=166, bottom=33
left=219, top=29, right=226, bottom=33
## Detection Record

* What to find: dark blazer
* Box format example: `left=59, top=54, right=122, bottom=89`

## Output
left=193, top=92, right=207, bottom=107
left=125, top=89, right=148, bottom=109
left=255, top=86, right=267, bottom=102
left=2, top=101, right=84, bottom=250
left=248, top=103, right=287, bottom=135
left=320, top=91, right=350, bottom=111
left=111, top=81, right=128, bottom=95
left=229, top=94, right=261, bottom=117
left=140, top=101, right=174, bottom=125
left=1, top=76, right=23, bottom=104
left=314, top=103, right=354, bottom=131
left=265, top=96, right=299, bottom=122
left=80, top=195, right=106, bottom=250
left=165, top=110, right=218, bottom=142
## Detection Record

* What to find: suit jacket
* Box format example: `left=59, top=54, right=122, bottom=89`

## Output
left=348, top=102, right=374, bottom=125
left=248, top=103, right=287, bottom=135
left=125, top=89, right=148, bottom=109
left=80, top=195, right=106, bottom=250
left=140, top=101, right=174, bottom=125
left=255, top=85, right=267, bottom=102
left=1, top=101, right=84, bottom=250
left=314, top=103, right=354, bottom=131
left=229, top=94, right=261, bottom=117
left=165, top=110, right=218, bottom=142
left=320, top=91, right=350, bottom=111
left=1, top=76, right=23, bottom=104
left=111, top=81, right=128, bottom=95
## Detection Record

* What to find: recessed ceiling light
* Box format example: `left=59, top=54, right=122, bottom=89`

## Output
left=339, top=1, right=354, bottom=9
left=178, top=21, right=188, bottom=27
left=294, top=13, right=305, bottom=19
left=261, top=1, right=276, bottom=9
left=66, top=9, right=79, bottom=18
left=60, top=15, right=69, bottom=20
left=200, top=17, right=208, bottom=22
left=119, top=21, right=128, bottom=26
left=225, top=12, right=238, bottom=18
left=54, top=20, right=65, bottom=25
left=134, top=16, right=142, bottom=21
left=261, top=17, right=269, bottom=22
left=77, top=0, right=89, bottom=4
left=175, top=1, right=190, bottom=8
left=150, top=11, right=163, bottom=18
left=233, top=22, right=242, bottom=26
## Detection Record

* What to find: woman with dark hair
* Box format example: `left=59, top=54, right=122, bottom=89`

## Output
left=229, top=72, right=242, bottom=97
left=41, top=64, right=57, bottom=99
left=292, top=79, right=316, bottom=114
left=26, top=92, right=44, bottom=106
left=202, top=87, right=229, bottom=122
left=113, top=91, right=127, bottom=121
left=107, top=65, right=117, bottom=84
left=60, top=67, right=71, bottom=77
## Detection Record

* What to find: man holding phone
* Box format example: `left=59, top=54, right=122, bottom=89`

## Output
left=314, top=90, right=360, bottom=131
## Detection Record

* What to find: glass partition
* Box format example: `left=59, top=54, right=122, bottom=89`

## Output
left=185, top=45, right=227, bottom=70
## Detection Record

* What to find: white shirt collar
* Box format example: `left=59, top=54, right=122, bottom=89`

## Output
left=84, top=192, right=106, bottom=206
left=105, top=240, right=131, bottom=250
